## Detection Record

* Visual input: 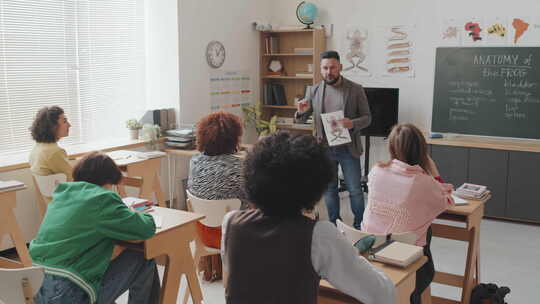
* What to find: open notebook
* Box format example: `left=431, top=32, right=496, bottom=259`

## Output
left=370, top=241, right=424, bottom=268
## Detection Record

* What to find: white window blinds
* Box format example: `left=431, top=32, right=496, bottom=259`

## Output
left=0, top=0, right=146, bottom=156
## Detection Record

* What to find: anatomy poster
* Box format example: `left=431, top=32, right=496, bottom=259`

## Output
left=340, top=26, right=372, bottom=77
left=381, top=25, right=415, bottom=77
left=463, top=18, right=485, bottom=45
left=209, top=70, right=252, bottom=117
left=440, top=18, right=462, bottom=45
left=508, top=16, right=540, bottom=44
left=484, top=17, right=509, bottom=44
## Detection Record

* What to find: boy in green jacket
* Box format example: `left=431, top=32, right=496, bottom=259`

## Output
left=30, top=152, right=160, bottom=304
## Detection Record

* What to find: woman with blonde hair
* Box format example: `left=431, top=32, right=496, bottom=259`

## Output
left=361, top=123, right=454, bottom=304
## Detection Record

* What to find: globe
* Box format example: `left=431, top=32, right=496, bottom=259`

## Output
left=296, top=1, right=318, bottom=29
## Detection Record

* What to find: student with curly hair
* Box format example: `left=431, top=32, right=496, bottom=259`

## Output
left=222, top=132, right=394, bottom=304
left=188, top=111, right=246, bottom=280
left=31, top=152, right=160, bottom=304
left=29, top=106, right=73, bottom=181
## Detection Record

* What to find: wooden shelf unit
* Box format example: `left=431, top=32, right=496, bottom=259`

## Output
left=259, top=29, right=325, bottom=132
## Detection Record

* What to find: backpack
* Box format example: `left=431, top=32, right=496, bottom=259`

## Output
left=470, top=283, right=511, bottom=304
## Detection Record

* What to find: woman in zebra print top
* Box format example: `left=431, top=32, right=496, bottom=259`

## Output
left=188, top=111, right=246, bottom=249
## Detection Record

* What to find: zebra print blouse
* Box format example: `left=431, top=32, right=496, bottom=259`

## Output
left=187, top=153, right=246, bottom=201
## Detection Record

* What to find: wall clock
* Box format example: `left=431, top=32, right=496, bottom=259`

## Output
left=206, top=40, right=226, bottom=69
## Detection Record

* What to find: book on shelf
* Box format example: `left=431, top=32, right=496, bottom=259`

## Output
left=264, top=36, right=280, bottom=54
left=277, top=123, right=313, bottom=130
left=293, top=47, right=314, bottom=54
left=370, top=241, right=424, bottom=268
left=0, top=180, right=25, bottom=192
left=271, top=83, right=287, bottom=106
left=295, top=72, right=313, bottom=77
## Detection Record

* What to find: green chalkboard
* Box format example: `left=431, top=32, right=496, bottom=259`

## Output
left=432, top=47, right=540, bottom=139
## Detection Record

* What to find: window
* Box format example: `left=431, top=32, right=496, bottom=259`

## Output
left=0, top=0, right=146, bottom=156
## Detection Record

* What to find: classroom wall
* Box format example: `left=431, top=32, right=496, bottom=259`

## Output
left=268, top=0, right=540, bottom=165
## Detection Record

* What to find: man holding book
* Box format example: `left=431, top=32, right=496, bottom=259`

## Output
left=296, top=50, right=371, bottom=229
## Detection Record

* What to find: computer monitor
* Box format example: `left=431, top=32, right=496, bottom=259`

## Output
left=361, top=87, right=399, bottom=137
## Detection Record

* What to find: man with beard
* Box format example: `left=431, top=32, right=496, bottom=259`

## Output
left=296, top=50, right=371, bottom=230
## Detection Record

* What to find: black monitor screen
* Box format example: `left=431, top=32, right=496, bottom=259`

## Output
left=361, top=87, right=399, bottom=137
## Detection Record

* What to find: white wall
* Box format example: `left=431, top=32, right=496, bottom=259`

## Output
left=269, top=0, right=540, bottom=165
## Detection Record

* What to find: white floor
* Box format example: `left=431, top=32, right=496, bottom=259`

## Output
left=118, top=194, right=540, bottom=303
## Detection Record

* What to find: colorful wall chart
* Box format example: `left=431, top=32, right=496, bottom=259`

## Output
left=209, top=70, right=252, bottom=117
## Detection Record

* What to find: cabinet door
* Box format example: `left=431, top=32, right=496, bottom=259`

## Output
left=430, top=145, right=469, bottom=187
left=507, top=151, right=540, bottom=222
left=468, top=148, right=508, bottom=217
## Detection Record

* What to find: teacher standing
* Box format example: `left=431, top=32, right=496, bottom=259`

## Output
left=296, top=50, right=371, bottom=229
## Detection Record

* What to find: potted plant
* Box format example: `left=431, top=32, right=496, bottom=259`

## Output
left=242, top=101, right=278, bottom=137
left=125, top=119, right=143, bottom=140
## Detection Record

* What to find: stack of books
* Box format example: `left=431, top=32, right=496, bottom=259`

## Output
left=0, top=180, right=25, bottom=192
left=164, top=127, right=196, bottom=149
left=455, top=183, right=490, bottom=200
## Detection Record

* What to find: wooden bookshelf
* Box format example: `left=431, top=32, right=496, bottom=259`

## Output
left=259, top=29, right=325, bottom=133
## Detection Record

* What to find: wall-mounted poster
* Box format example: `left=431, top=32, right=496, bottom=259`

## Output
left=209, top=70, right=252, bottom=117
left=340, top=26, right=372, bottom=77
left=508, top=16, right=540, bottom=44
left=463, top=17, right=485, bottom=45
left=381, top=25, right=415, bottom=78
left=484, top=17, right=509, bottom=44
left=440, top=18, right=462, bottom=45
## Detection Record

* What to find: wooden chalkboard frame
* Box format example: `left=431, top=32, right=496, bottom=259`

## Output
left=432, top=47, right=540, bottom=140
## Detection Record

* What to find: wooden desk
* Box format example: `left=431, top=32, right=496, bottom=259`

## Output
left=143, top=207, right=204, bottom=304
left=319, top=256, right=428, bottom=304
left=0, top=185, right=32, bottom=269
left=431, top=198, right=488, bottom=304
left=107, top=151, right=167, bottom=207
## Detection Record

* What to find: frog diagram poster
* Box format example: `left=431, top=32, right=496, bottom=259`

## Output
left=340, top=26, right=372, bottom=77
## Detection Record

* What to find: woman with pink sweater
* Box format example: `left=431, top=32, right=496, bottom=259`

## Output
left=361, top=123, right=454, bottom=304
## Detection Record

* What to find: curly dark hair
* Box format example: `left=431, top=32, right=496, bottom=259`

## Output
left=196, top=111, right=243, bottom=156
left=30, top=106, right=64, bottom=143
left=73, top=152, right=123, bottom=187
left=244, top=132, right=334, bottom=217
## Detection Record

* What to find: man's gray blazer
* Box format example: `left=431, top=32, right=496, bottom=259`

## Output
left=296, top=77, right=371, bottom=157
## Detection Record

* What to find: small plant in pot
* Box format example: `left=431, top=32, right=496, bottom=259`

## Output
left=242, top=101, right=278, bottom=137
left=126, top=119, right=143, bottom=140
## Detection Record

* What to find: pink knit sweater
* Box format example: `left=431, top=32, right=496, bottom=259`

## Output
left=361, top=159, right=454, bottom=246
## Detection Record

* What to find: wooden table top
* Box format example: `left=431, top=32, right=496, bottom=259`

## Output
left=151, top=206, right=204, bottom=233
left=320, top=256, right=428, bottom=290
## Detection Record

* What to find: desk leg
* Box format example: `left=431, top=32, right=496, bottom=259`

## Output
left=180, top=244, right=203, bottom=304
left=152, top=172, right=166, bottom=208
left=461, top=227, right=478, bottom=304
left=160, top=245, right=203, bottom=304
left=1, top=206, right=33, bottom=267
left=397, top=274, right=416, bottom=304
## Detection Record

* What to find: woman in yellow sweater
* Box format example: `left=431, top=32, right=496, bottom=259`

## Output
left=29, top=106, right=73, bottom=181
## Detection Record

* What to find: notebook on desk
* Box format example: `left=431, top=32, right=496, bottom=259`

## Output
left=370, top=241, right=424, bottom=268
left=0, top=180, right=25, bottom=192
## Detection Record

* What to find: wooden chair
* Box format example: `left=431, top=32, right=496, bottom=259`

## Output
left=184, top=191, right=241, bottom=304
left=32, top=173, right=66, bottom=218
left=0, top=266, right=44, bottom=304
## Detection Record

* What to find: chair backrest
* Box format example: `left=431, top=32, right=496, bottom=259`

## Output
left=0, top=266, right=44, bottom=304
left=32, top=173, right=66, bottom=197
left=336, top=219, right=417, bottom=247
left=186, top=191, right=241, bottom=227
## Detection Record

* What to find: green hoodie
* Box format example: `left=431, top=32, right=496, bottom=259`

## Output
left=30, top=182, right=156, bottom=303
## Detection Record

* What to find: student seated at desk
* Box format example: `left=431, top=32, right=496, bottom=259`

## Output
left=29, top=106, right=74, bottom=182
left=188, top=111, right=247, bottom=281
left=222, top=132, right=394, bottom=304
left=30, top=152, right=160, bottom=304
left=361, top=123, right=454, bottom=304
